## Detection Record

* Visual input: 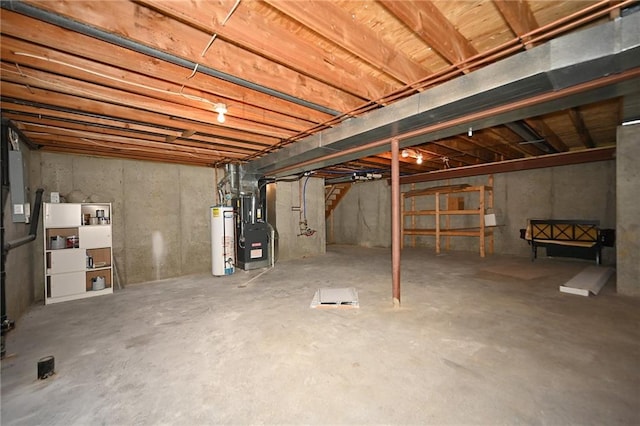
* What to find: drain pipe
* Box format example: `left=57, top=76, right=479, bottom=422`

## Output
left=3, top=189, right=44, bottom=251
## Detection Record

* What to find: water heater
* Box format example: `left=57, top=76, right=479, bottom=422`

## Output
left=211, top=206, right=235, bottom=276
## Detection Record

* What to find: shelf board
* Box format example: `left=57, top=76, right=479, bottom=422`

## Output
left=403, top=184, right=492, bottom=198
left=403, top=228, right=494, bottom=237
left=44, top=287, right=114, bottom=305
left=86, top=266, right=111, bottom=272
left=403, top=209, right=480, bottom=216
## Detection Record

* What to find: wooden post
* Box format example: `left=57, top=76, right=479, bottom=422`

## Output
left=391, top=138, right=401, bottom=307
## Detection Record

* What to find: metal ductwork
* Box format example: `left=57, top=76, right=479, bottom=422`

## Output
left=250, top=11, right=640, bottom=177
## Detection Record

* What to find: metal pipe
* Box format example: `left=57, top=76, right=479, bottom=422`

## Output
left=3, top=189, right=44, bottom=252
left=400, top=147, right=616, bottom=184
left=391, top=138, right=401, bottom=307
left=0, top=1, right=340, bottom=117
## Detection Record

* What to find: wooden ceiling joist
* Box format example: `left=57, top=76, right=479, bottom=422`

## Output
left=380, top=0, right=479, bottom=70
left=0, top=81, right=281, bottom=149
left=493, top=0, right=540, bottom=46
left=263, top=0, right=427, bottom=85
left=24, top=0, right=364, bottom=112
left=0, top=0, right=628, bottom=172
left=0, top=10, right=333, bottom=125
left=136, top=0, right=395, bottom=102
left=567, top=107, right=596, bottom=148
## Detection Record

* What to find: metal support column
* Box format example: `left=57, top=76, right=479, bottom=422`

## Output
left=391, top=138, right=401, bottom=306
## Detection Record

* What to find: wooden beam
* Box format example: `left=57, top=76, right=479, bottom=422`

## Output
left=22, top=130, right=243, bottom=159
left=523, top=118, right=569, bottom=152
left=263, top=0, right=427, bottom=85
left=0, top=11, right=333, bottom=124
left=40, top=145, right=215, bottom=167
left=135, top=0, right=395, bottom=102
left=25, top=134, right=229, bottom=164
left=486, top=127, right=540, bottom=156
left=1, top=106, right=183, bottom=139
left=432, top=139, right=495, bottom=163
left=0, top=37, right=320, bottom=133
left=2, top=106, right=270, bottom=152
left=0, top=64, right=295, bottom=139
left=376, top=151, right=454, bottom=170
left=17, top=121, right=257, bottom=156
left=399, top=147, right=616, bottom=184
left=493, top=0, right=539, bottom=46
left=380, top=0, right=478, bottom=68
left=567, top=108, right=596, bottom=148
left=0, top=82, right=280, bottom=151
left=21, top=1, right=363, bottom=113
left=456, top=134, right=521, bottom=161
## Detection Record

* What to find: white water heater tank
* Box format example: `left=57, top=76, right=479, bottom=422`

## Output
left=211, top=206, right=235, bottom=276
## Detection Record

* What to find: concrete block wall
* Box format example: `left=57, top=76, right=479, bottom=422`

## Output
left=616, top=124, right=640, bottom=296
left=31, top=152, right=217, bottom=300
left=274, top=177, right=325, bottom=261
left=329, top=161, right=616, bottom=263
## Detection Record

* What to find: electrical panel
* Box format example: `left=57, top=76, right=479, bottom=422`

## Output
left=9, top=150, right=30, bottom=223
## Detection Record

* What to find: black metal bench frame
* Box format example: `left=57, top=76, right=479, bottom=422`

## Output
left=528, top=219, right=602, bottom=264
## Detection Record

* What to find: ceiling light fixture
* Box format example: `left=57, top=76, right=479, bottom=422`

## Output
left=401, top=148, right=428, bottom=165
left=213, top=103, right=227, bottom=123
left=468, top=126, right=473, bottom=137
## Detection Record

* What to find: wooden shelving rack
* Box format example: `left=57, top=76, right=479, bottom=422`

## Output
left=401, top=176, right=494, bottom=257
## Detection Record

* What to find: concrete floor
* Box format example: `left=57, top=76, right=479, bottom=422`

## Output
left=1, top=245, right=638, bottom=425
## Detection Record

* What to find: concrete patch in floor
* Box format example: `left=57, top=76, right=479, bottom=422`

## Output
left=310, top=287, right=359, bottom=308
left=480, top=262, right=551, bottom=280
left=560, top=266, right=615, bottom=296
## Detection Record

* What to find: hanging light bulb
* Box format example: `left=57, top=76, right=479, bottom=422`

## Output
left=213, top=103, right=227, bottom=124
left=416, top=153, right=423, bottom=165
left=401, top=149, right=410, bottom=158
left=468, top=126, right=473, bottom=137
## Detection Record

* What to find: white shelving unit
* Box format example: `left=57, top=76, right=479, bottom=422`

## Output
left=44, top=202, right=114, bottom=304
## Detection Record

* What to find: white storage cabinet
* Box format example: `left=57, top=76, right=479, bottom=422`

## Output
left=44, top=202, right=114, bottom=304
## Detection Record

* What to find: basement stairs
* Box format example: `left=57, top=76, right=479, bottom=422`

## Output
left=325, top=183, right=352, bottom=218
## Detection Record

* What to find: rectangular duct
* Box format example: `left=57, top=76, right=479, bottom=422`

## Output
left=250, top=11, right=640, bottom=178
